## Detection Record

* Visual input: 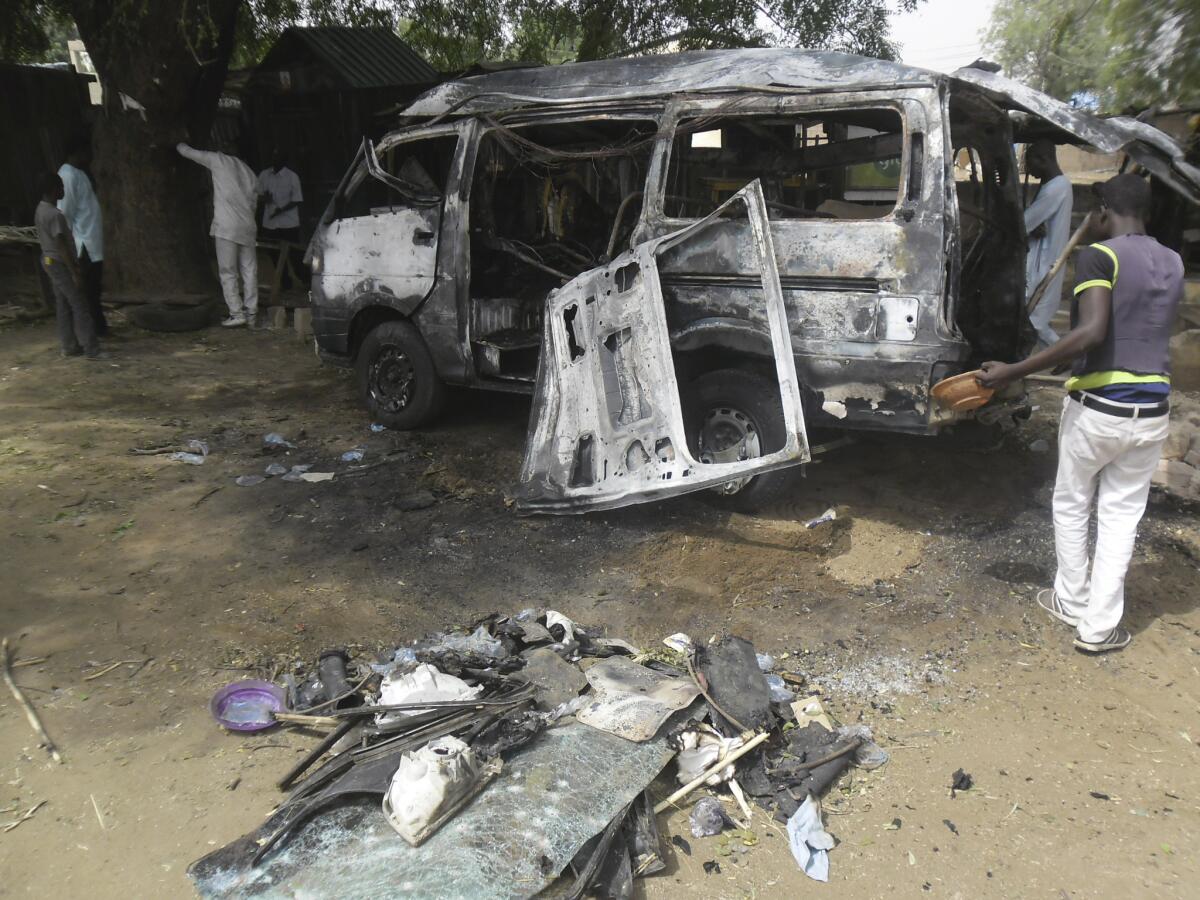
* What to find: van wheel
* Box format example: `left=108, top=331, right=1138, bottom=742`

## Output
left=356, top=320, right=445, bottom=429
left=682, top=368, right=793, bottom=513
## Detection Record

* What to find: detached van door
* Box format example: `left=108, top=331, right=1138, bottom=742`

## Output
left=516, top=181, right=809, bottom=514
left=318, top=136, right=450, bottom=310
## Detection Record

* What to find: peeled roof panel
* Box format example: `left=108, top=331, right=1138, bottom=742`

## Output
left=402, top=48, right=937, bottom=116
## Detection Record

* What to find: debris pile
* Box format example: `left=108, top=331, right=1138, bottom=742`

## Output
left=191, top=611, right=888, bottom=897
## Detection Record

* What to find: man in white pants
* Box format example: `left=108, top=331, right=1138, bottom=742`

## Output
left=978, top=174, right=1183, bottom=654
left=177, top=142, right=259, bottom=327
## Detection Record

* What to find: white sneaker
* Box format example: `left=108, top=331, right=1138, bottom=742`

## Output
left=1036, top=588, right=1079, bottom=627
left=221, top=315, right=247, bottom=328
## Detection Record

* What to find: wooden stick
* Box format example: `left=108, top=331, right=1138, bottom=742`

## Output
left=2, top=638, right=63, bottom=764
left=654, top=731, right=771, bottom=813
left=272, top=711, right=340, bottom=728
left=83, top=659, right=145, bottom=681
left=90, top=793, right=106, bottom=830
left=2, top=799, right=47, bottom=833
left=1025, top=212, right=1093, bottom=316
left=12, top=656, right=48, bottom=669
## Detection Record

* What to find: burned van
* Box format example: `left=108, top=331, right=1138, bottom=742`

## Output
left=309, top=49, right=1199, bottom=514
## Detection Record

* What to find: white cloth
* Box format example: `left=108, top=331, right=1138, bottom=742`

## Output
left=215, top=237, right=258, bottom=317
left=177, top=143, right=258, bottom=247
left=57, top=163, right=104, bottom=261
left=1024, top=174, right=1073, bottom=346
left=1052, top=394, right=1169, bottom=642
left=257, top=167, right=303, bottom=229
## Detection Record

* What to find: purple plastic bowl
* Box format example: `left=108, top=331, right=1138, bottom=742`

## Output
left=210, top=679, right=287, bottom=732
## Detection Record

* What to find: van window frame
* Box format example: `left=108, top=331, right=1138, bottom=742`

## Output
left=652, top=97, right=919, bottom=229
left=339, top=124, right=464, bottom=216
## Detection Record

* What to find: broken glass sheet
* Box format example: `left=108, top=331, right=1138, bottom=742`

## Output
left=190, top=715, right=692, bottom=899
left=576, top=656, right=700, bottom=742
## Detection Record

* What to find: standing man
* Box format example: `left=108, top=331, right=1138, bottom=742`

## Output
left=978, top=174, right=1183, bottom=654
left=1023, top=141, right=1074, bottom=349
left=177, top=142, right=259, bottom=327
left=58, top=136, right=108, bottom=336
left=257, top=149, right=304, bottom=289
left=37, top=172, right=106, bottom=360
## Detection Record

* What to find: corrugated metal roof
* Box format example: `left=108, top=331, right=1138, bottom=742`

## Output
left=267, top=27, right=438, bottom=90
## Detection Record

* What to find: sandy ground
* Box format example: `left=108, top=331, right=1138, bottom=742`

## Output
left=1, top=315, right=1198, bottom=899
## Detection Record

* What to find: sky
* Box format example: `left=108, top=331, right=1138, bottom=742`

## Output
left=889, top=0, right=999, bottom=73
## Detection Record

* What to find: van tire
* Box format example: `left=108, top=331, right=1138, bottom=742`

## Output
left=356, top=320, right=445, bottom=429
left=682, top=368, right=794, bottom=513
left=128, top=302, right=218, bottom=333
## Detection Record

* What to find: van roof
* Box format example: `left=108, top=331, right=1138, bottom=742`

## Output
left=402, top=49, right=937, bottom=117
left=398, top=48, right=1199, bottom=204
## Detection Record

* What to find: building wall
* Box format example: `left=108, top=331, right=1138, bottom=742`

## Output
left=0, top=64, right=94, bottom=225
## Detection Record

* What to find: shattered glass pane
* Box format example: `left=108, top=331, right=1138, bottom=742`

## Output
left=191, top=716, right=692, bottom=899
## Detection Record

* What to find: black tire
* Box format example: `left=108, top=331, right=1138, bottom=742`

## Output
left=682, top=368, right=794, bottom=513
left=128, top=302, right=218, bottom=333
left=355, top=320, right=445, bottom=429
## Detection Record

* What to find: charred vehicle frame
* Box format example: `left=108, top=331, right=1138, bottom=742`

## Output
left=308, top=50, right=1200, bottom=514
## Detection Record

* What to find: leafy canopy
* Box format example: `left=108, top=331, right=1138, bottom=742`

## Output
left=4, top=0, right=922, bottom=72
left=983, top=0, right=1199, bottom=112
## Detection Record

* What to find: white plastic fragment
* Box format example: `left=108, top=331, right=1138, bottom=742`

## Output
left=263, top=432, right=296, bottom=449
left=663, top=632, right=694, bottom=654
left=675, top=723, right=745, bottom=786
left=382, top=736, right=502, bottom=846
left=376, top=663, right=483, bottom=726
left=169, top=439, right=210, bottom=465
left=787, top=795, right=834, bottom=882
left=298, top=471, right=335, bottom=483
left=544, top=610, right=576, bottom=642
left=804, top=508, right=837, bottom=528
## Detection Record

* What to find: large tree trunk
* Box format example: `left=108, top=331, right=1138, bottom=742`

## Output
left=69, top=0, right=242, bottom=299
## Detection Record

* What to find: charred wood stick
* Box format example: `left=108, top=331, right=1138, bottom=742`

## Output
left=2, top=638, right=63, bottom=764
left=1025, top=212, right=1093, bottom=316
left=277, top=720, right=356, bottom=791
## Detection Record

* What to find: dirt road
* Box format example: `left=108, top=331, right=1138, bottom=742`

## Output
left=2, top=318, right=1198, bottom=898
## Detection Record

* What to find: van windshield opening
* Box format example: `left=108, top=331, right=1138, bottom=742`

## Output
left=665, top=109, right=904, bottom=220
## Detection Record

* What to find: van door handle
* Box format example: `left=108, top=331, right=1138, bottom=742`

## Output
left=413, top=229, right=435, bottom=245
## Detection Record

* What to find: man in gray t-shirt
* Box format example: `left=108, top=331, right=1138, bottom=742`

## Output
left=36, top=172, right=104, bottom=359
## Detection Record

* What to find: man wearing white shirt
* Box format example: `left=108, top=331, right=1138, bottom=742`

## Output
left=1023, top=141, right=1073, bottom=349
left=257, top=151, right=303, bottom=289
left=178, top=142, right=259, bottom=327
left=58, top=137, right=108, bottom=336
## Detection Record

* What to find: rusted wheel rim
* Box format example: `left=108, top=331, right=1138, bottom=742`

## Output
left=697, top=406, right=761, bottom=494
left=370, top=346, right=416, bottom=413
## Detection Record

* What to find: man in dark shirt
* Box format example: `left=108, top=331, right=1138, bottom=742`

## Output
left=978, top=173, right=1183, bottom=654
left=36, top=172, right=105, bottom=359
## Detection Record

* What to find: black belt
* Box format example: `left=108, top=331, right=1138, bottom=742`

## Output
left=1069, top=391, right=1169, bottom=419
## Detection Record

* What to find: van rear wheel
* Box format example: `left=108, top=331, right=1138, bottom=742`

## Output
left=356, top=320, right=445, bottom=429
left=682, top=368, right=793, bottom=513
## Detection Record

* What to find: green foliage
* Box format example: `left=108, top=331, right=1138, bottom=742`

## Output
left=984, top=0, right=1199, bottom=112
left=1102, top=0, right=1199, bottom=111
left=5, top=0, right=924, bottom=72
left=0, top=1, right=77, bottom=62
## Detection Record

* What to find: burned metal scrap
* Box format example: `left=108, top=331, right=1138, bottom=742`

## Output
left=192, top=613, right=888, bottom=897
